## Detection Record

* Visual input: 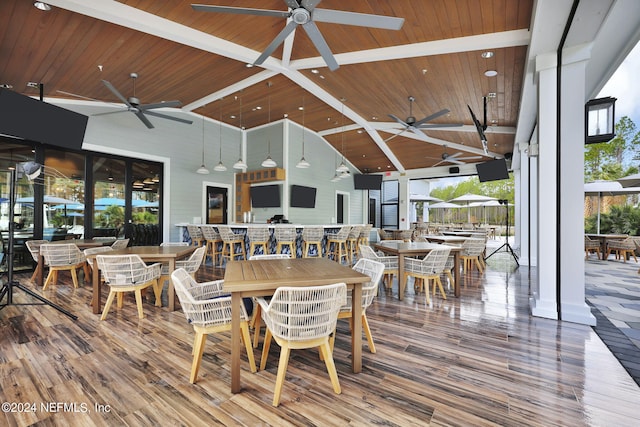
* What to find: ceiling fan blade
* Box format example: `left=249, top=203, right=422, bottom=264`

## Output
left=313, top=8, right=404, bottom=30
left=56, top=90, right=103, bottom=103
left=388, top=114, right=409, bottom=127
left=302, top=21, right=338, bottom=70
left=413, top=109, right=449, bottom=127
left=383, top=128, right=407, bottom=143
left=254, top=20, right=298, bottom=66
left=409, top=126, right=428, bottom=140
left=284, top=0, right=302, bottom=9
left=191, top=4, right=290, bottom=18
left=144, top=110, right=193, bottom=125
left=92, top=109, right=128, bottom=117
left=419, top=123, right=463, bottom=128
left=140, top=100, right=182, bottom=110
left=432, top=158, right=447, bottom=167
left=101, top=80, right=131, bottom=107
left=134, top=111, right=154, bottom=129
left=300, top=0, right=321, bottom=11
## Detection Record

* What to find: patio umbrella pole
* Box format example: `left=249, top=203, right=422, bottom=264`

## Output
left=0, top=168, right=77, bottom=320
left=485, top=199, right=519, bottom=266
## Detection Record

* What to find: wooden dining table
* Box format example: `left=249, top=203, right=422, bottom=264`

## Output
left=374, top=241, right=462, bottom=300
left=86, top=245, right=195, bottom=314
left=223, top=257, right=370, bottom=394
left=36, top=238, right=115, bottom=287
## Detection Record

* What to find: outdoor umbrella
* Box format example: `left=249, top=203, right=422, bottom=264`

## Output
left=94, top=197, right=126, bottom=207
left=584, top=180, right=640, bottom=233
left=449, top=193, right=497, bottom=223
left=409, top=194, right=442, bottom=222
left=617, top=173, right=640, bottom=188
left=428, top=201, right=461, bottom=223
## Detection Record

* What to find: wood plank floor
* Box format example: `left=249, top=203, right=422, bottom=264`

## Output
left=1, top=260, right=639, bottom=426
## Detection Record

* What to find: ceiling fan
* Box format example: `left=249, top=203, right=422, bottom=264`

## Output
left=191, top=1, right=404, bottom=71
left=468, top=96, right=489, bottom=154
left=431, top=147, right=482, bottom=167
left=95, top=73, right=193, bottom=129
left=386, top=96, right=462, bottom=142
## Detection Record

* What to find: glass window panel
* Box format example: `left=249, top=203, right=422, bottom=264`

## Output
left=93, top=157, right=125, bottom=238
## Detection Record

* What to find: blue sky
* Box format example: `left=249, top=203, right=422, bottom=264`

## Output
left=598, top=41, right=640, bottom=128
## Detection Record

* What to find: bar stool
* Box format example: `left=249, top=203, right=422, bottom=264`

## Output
left=346, top=225, right=363, bottom=264
left=187, top=225, right=205, bottom=247
left=247, top=227, right=271, bottom=257
left=357, top=224, right=372, bottom=248
left=274, top=226, right=297, bottom=256
left=302, top=226, right=325, bottom=258
left=218, top=225, right=246, bottom=263
left=200, top=226, right=223, bottom=266
left=326, top=226, right=351, bottom=264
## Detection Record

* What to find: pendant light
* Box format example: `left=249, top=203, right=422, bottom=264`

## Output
left=336, top=98, right=349, bottom=173
left=196, top=115, right=210, bottom=174
left=261, top=81, right=277, bottom=168
left=296, top=96, right=310, bottom=168
left=213, top=105, right=227, bottom=172
left=233, top=92, right=247, bottom=169
left=330, top=151, right=340, bottom=182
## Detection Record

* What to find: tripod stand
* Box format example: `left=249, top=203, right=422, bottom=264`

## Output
left=485, top=199, right=519, bottom=266
left=0, top=166, right=77, bottom=320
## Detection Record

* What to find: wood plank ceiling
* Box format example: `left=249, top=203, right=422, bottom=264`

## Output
left=0, top=0, right=533, bottom=174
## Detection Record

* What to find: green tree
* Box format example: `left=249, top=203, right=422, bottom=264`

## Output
left=585, top=115, right=640, bottom=181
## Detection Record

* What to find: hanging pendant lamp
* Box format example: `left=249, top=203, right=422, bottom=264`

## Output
left=261, top=82, right=277, bottom=168
left=336, top=98, right=349, bottom=173
left=214, top=105, right=227, bottom=172
left=233, top=92, right=247, bottom=169
left=196, top=115, right=210, bottom=174
left=296, top=97, right=310, bottom=168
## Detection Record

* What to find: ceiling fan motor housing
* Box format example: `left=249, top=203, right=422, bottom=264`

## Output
left=292, top=8, right=310, bottom=24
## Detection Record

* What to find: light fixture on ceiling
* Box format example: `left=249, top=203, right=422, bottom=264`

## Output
left=33, top=2, right=51, bottom=11
left=143, top=177, right=154, bottom=185
left=296, top=97, right=310, bottom=169
left=196, top=115, right=210, bottom=174
left=484, top=70, right=498, bottom=77
left=233, top=93, right=247, bottom=169
left=214, top=105, right=227, bottom=172
left=107, top=172, right=114, bottom=181
left=261, top=82, right=277, bottom=168
left=152, top=174, right=160, bottom=183
left=330, top=150, right=340, bottom=182
left=133, top=179, right=144, bottom=188
left=336, top=99, right=349, bottom=173
left=481, top=51, right=494, bottom=58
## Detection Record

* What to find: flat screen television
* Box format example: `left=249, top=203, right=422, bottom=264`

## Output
left=353, top=174, right=382, bottom=190
left=250, top=184, right=281, bottom=208
left=290, top=185, right=316, bottom=208
left=476, top=158, right=510, bottom=182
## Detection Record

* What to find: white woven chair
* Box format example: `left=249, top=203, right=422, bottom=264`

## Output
left=83, top=246, right=114, bottom=281
left=25, top=239, right=48, bottom=282
left=200, top=226, right=223, bottom=266
left=346, top=225, right=363, bottom=264
left=40, top=243, right=89, bottom=290
left=273, top=226, right=297, bottom=255
left=218, top=225, right=246, bottom=262
left=247, top=227, right=271, bottom=257
left=326, top=226, right=351, bottom=264
left=460, top=238, right=486, bottom=273
left=359, top=244, right=398, bottom=292
left=302, top=226, right=324, bottom=258
left=248, top=254, right=292, bottom=348
left=404, top=247, right=451, bottom=304
left=187, top=225, right=205, bottom=247
left=171, top=268, right=256, bottom=383
left=357, top=224, right=373, bottom=248
left=111, top=238, right=129, bottom=250
left=158, top=246, right=207, bottom=306
left=96, top=254, right=162, bottom=320
left=257, top=282, right=347, bottom=407
left=331, top=258, right=384, bottom=354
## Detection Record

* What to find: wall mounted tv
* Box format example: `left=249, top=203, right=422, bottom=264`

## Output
left=476, top=158, right=510, bottom=182
left=290, top=185, right=316, bottom=208
left=250, top=184, right=281, bottom=208
left=353, top=174, right=382, bottom=190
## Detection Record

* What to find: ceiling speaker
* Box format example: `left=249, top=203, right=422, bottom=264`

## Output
left=449, top=166, right=460, bottom=174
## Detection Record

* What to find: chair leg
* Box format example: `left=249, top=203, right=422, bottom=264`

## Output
left=272, top=342, right=291, bottom=407
left=240, top=322, right=257, bottom=373
left=424, top=278, right=431, bottom=304
left=435, top=277, right=447, bottom=300
left=134, top=289, right=145, bottom=319
left=319, top=341, right=341, bottom=396
left=252, top=305, right=262, bottom=349
left=43, top=270, right=55, bottom=290
left=260, top=328, right=273, bottom=371
left=190, top=331, right=207, bottom=383
left=362, top=314, right=376, bottom=354
left=153, top=280, right=162, bottom=307
left=70, top=268, right=79, bottom=288
left=101, top=290, right=117, bottom=320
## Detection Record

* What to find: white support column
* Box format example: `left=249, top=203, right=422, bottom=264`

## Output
left=532, top=52, right=559, bottom=320
left=559, top=44, right=595, bottom=325
left=515, top=143, right=527, bottom=265
left=398, top=175, right=410, bottom=229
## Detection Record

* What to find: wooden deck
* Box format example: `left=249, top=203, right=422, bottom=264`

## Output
left=1, top=262, right=639, bottom=426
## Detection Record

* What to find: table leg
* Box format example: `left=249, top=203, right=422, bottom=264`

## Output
left=92, top=259, right=101, bottom=314
left=38, top=254, right=45, bottom=286
left=398, top=254, right=406, bottom=300
left=167, top=259, right=177, bottom=311
left=352, top=283, right=363, bottom=373
left=453, top=251, right=461, bottom=297
left=230, top=292, right=241, bottom=393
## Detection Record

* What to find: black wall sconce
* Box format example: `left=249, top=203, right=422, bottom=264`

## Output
left=585, top=96, right=616, bottom=144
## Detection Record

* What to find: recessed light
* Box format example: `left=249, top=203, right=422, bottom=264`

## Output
left=255, top=106, right=262, bottom=110
left=298, top=106, right=304, bottom=110
left=371, top=116, right=378, bottom=120
left=283, top=113, right=288, bottom=118
left=481, top=51, right=494, bottom=58
left=311, top=69, right=319, bottom=74
left=0, top=84, right=13, bottom=89
left=229, top=115, right=236, bottom=119
left=246, top=63, right=253, bottom=68
left=422, top=69, right=428, bottom=75
left=488, top=92, right=497, bottom=98
left=484, top=70, right=498, bottom=77
left=33, top=2, right=51, bottom=11
left=26, top=82, right=39, bottom=88
left=319, top=75, right=325, bottom=79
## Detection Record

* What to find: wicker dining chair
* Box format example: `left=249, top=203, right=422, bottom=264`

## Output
left=331, top=258, right=384, bottom=354
left=606, top=237, right=638, bottom=262
left=200, top=226, right=223, bottom=266
left=83, top=246, right=114, bottom=281
left=25, top=239, right=48, bottom=283
left=39, top=243, right=89, bottom=290
left=96, top=254, right=162, bottom=320
left=584, top=235, right=601, bottom=260
left=302, top=226, right=325, bottom=258
left=257, top=282, right=347, bottom=407
left=273, top=226, right=297, bottom=256
left=359, top=244, right=399, bottom=292
left=404, top=247, right=451, bottom=304
left=158, top=246, right=207, bottom=306
left=460, top=238, right=486, bottom=273
left=326, top=226, right=351, bottom=264
left=171, top=268, right=256, bottom=384
left=218, top=225, right=246, bottom=262
left=247, top=226, right=271, bottom=257
left=186, top=225, right=206, bottom=247
left=110, top=238, right=130, bottom=250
